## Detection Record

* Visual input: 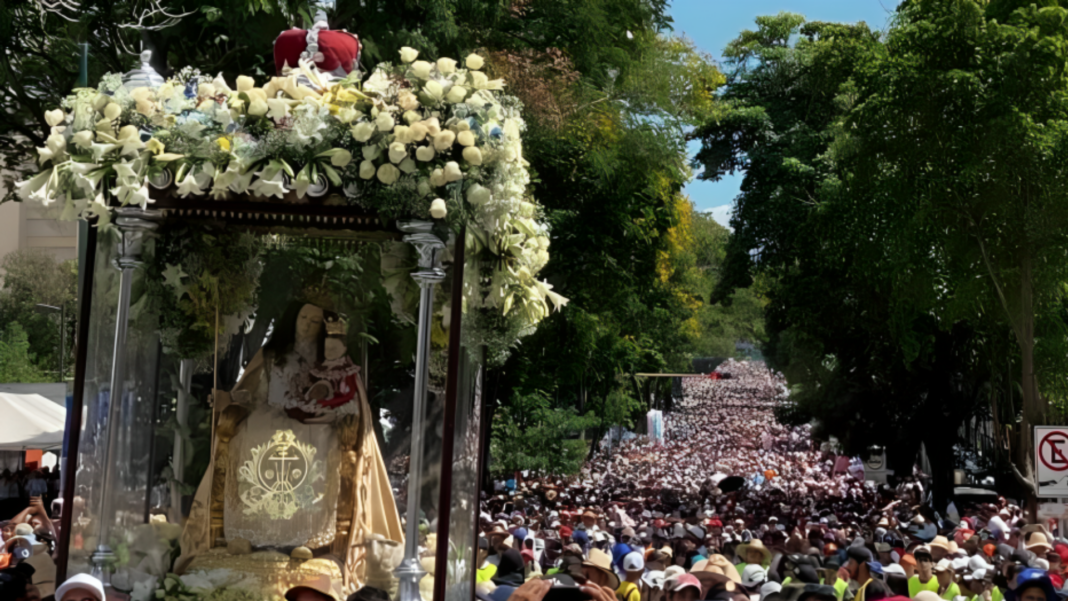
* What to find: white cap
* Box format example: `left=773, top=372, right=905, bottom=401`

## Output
left=643, top=570, right=666, bottom=589
left=623, top=551, right=645, bottom=572
left=968, top=556, right=993, bottom=572
left=759, top=581, right=782, bottom=601
left=883, top=564, right=906, bottom=577
left=55, top=574, right=106, bottom=601
left=742, top=564, right=768, bottom=587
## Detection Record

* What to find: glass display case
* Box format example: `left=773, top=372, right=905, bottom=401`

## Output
left=58, top=197, right=486, bottom=601
left=21, top=15, right=564, bottom=601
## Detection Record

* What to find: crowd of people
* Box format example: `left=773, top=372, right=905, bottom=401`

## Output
left=0, top=467, right=61, bottom=520
left=3, top=360, right=1066, bottom=601
left=473, top=361, right=1064, bottom=601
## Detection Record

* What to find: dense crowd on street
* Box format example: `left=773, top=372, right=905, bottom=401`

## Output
left=472, top=361, right=1065, bottom=601
left=3, top=360, right=1068, bottom=601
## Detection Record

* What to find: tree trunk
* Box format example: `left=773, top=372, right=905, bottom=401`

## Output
left=1018, top=256, right=1042, bottom=518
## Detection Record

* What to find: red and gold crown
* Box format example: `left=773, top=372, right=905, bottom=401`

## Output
left=274, top=14, right=360, bottom=77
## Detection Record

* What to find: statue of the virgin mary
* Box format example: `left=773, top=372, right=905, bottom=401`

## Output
left=178, top=302, right=403, bottom=595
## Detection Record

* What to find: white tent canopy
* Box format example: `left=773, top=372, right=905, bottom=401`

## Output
left=0, top=392, right=67, bottom=451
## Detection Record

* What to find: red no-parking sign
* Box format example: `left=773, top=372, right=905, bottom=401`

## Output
left=1036, top=426, right=1068, bottom=497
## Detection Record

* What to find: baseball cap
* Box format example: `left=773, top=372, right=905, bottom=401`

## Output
left=883, top=564, right=906, bottom=577
left=742, top=564, right=768, bottom=587
left=643, top=570, right=666, bottom=590
left=672, top=574, right=702, bottom=594
left=623, top=552, right=645, bottom=573
left=55, top=574, right=105, bottom=601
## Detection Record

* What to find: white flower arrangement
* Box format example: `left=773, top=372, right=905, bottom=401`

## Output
left=16, top=48, right=566, bottom=349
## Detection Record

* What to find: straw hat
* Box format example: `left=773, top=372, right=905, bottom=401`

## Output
left=1026, top=532, right=1054, bottom=555
left=737, top=539, right=773, bottom=564
left=930, top=536, right=951, bottom=552
left=582, top=548, right=621, bottom=589
left=692, top=554, right=742, bottom=584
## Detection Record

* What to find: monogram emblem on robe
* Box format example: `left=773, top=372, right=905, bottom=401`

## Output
left=238, top=429, right=325, bottom=519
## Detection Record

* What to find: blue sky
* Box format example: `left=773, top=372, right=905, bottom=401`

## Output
left=671, top=0, right=900, bottom=226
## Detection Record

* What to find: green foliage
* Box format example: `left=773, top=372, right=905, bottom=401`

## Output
left=826, top=0, right=1068, bottom=473
left=490, top=390, right=599, bottom=476
left=0, top=323, right=49, bottom=383
left=0, top=249, right=77, bottom=378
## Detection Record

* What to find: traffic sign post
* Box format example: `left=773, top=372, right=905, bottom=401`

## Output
left=1035, top=426, right=1068, bottom=497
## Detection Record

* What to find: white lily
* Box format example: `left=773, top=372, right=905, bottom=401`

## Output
left=250, top=171, right=286, bottom=198
left=112, top=159, right=140, bottom=185
left=266, top=98, right=290, bottom=120
left=176, top=172, right=205, bottom=197
left=15, top=169, right=54, bottom=202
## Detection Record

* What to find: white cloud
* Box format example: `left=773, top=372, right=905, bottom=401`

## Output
left=709, top=204, right=733, bottom=231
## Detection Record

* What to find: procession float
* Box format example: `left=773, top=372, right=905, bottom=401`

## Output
left=16, top=6, right=564, bottom=600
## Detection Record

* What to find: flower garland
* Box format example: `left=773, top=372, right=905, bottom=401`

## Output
left=16, top=49, right=566, bottom=352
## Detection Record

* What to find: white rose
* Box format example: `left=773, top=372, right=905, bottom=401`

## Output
left=404, top=110, right=422, bottom=125
left=45, top=109, right=65, bottom=127
left=352, top=121, right=376, bottom=142
left=409, top=122, right=429, bottom=142
left=430, top=168, right=447, bottom=187
left=359, top=160, right=376, bottom=180
left=416, top=146, right=436, bottom=162
left=377, top=163, right=401, bottom=185
left=398, top=90, right=420, bottom=111
left=467, top=184, right=491, bottom=206
left=363, top=145, right=382, bottom=161
left=156, top=83, right=177, bottom=100
left=198, top=83, right=216, bottom=98
left=438, top=58, right=458, bottom=74
left=236, top=75, right=255, bottom=92
left=393, top=126, right=414, bottom=144
left=399, top=47, right=419, bottom=63
left=376, top=112, right=395, bottom=132
left=411, top=61, right=433, bottom=79
left=103, top=103, right=122, bottom=121
left=337, top=107, right=359, bottom=124
left=430, top=198, right=448, bottom=219
left=423, top=117, right=442, bottom=135
left=446, top=86, right=468, bottom=104
left=444, top=161, right=463, bottom=182
left=433, top=130, right=456, bottom=151
left=424, top=80, right=444, bottom=102
left=471, top=71, right=489, bottom=89
left=465, top=53, right=485, bottom=70
left=463, top=146, right=483, bottom=165
left=248, top=98, right=268, bottom=116
left=72, top=130, right=94, bottom=149
left=331, top=149, right=353, bottom=168
left=454, top=120, right=471, bottom=132
left=399, top=158, right=418, bottom=174
left=457, top=130, right=476, bottom=147
left=388, top=141, right=407, bottom=164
